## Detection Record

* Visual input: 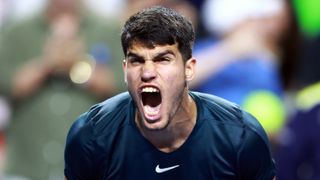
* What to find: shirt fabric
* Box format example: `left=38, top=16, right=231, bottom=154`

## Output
left=65, top=91, right=276, bottom=180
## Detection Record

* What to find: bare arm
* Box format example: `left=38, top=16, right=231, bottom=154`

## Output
left=190, top=43, right=236, bottom=88
left=190, top=24, right=267, bottom=88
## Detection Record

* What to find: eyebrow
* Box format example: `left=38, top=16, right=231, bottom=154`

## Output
left=126, top=52, right=143, bottom=59
left=126, top=50, right=176, bottom=61
left=153, top=50, right=175, bottom=60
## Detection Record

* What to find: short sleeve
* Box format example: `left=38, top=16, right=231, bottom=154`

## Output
left=237, top=112, right=277, bottom=180
left=64, top=114, right=95, bottom=180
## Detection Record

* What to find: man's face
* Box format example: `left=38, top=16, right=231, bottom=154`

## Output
left=123, top=41, right=195, bottom=131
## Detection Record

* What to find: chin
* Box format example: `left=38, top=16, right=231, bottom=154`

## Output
left=142, top=118, right=169, bottom=131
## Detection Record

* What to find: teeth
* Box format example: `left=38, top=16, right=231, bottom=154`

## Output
left=142, top=87, right=159, bottom=93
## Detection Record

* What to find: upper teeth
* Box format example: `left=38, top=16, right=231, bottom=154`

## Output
left=142, top=87, right=159, bottom=93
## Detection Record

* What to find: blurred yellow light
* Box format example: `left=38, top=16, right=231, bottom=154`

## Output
left=69, top=61, right=93, bottom=84
left=243, top=90, right=286, bottom=135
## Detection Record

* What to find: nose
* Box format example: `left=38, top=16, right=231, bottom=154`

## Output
left=141, top=61, right=156, bottom=82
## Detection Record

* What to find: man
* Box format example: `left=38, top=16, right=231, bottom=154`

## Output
left=64, top=6, right=276, bottom=179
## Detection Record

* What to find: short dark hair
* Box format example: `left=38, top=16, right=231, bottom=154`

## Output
left=121, top=6, right=195, bottom=62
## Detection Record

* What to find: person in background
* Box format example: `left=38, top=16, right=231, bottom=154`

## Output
left=275, top=82, right=320, bottom=180
left=274, top=0, right=320, bottom=179
left=121, top=0, right=198, bottom=30
left=0, top=0, right=124, bottom=179
left=190, top=0, right=291, bottom=141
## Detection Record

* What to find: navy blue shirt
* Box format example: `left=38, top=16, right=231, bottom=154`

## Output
left=64, top=91, right=276, bottom=180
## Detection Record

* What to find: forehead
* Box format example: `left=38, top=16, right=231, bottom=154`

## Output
left=126, top=41, right=181, bottom=58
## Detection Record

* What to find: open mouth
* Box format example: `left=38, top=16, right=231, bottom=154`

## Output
left=141, top=87, right=162, bottom=120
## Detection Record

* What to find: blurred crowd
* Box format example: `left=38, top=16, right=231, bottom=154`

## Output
left=0, top=0, right=320, bottom=179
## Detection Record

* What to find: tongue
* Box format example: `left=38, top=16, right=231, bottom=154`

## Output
left=144, top=104, right=161, bottom=116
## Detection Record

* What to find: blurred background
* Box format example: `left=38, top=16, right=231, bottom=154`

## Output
left=0, top=0, right=320, bottom=179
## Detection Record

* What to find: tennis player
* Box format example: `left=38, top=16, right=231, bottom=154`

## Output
left=64, top=6, right=276, bottom=179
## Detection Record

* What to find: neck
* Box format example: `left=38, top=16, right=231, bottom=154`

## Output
left=138, top=91, right=197, bottom=153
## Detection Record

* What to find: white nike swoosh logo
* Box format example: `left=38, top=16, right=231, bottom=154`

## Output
left=155, top=164, right=180, bottom=173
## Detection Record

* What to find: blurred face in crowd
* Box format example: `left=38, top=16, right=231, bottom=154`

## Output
left=46, top=0, right=80, bottom=23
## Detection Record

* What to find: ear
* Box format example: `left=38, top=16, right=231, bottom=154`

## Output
left=185, top=57, right=196, bottom=82
left=122, top=59, right=127, bottom=83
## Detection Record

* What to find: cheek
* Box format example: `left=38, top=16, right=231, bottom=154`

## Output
left=125, top=70, right=141, bottom=91
left=126, top=69, right=140, bottom=81
left=161, top=66, right=185, bottom=82
left=166, top=68, right=185, bottom=80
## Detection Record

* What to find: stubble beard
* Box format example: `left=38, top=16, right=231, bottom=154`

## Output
left=139, top=81, right=188, bottom=132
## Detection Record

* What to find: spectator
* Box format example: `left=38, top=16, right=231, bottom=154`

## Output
left=274, top=1, right=320, bottom=179
left=275, top=82, right=320, bottom=180
left=190, top=0, right=290, bottom=139
left=0, top=0, right=124, bottom=179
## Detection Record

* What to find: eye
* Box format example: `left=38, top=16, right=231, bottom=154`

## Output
left=128, top=58, right=144, bottom=66
left=155, top=57, right=171, bottom=64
